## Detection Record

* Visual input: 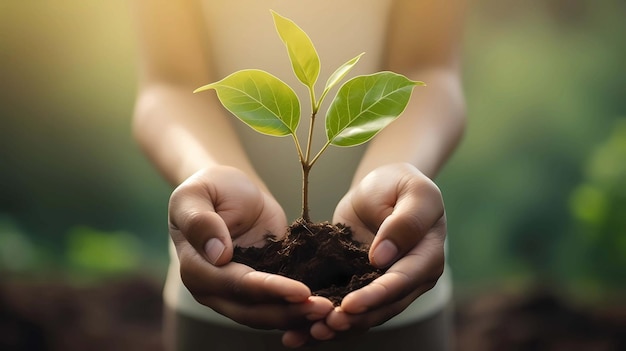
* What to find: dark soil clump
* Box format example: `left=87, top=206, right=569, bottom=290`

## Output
left=232, top=218, right=384, bottom=306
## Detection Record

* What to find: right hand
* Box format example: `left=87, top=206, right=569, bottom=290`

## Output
left=168, top=166, right=334, bottom=330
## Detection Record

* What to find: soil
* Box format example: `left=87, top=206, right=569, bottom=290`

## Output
left=232, top=218, right=384, bottom=306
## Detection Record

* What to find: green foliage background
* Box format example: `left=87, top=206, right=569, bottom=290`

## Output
left=1, top=0, right=624, bottom=302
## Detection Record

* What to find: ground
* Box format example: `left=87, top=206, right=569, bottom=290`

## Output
left=1, top=276, right=624, bottom=351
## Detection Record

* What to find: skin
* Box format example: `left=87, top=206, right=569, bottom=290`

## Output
left=131, top=0, right=466, bottom=348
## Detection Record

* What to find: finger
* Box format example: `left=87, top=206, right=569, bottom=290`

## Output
left=310, top=320, right=336, bottom=341
left=345, top=174, right=396, bottom=234
left=233, top=191, right=288, bottom=247
left=178, top=244, right=314, bottom=303
left=369, top=176, right=444, bottom=268
left=343, top=164, right=435, bottom=233
left=178, top=248, right=334, bottom=330
left=341, top=229, right=445, bottom=315
left=326, top=252, right=443, bottom=332
left=195, top=168, right=281, bottom=239
left=282, top=330, right=310, bottom=348
left=169, top=186, right=234, bottom=265
left=310, top=318, right=370, bottom=341
left=325, top=288, right=425, bottom=331
left=199, top=296, right=334, bottom=330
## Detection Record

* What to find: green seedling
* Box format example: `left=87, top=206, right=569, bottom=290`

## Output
left=195, top=10, right=424, bottom=222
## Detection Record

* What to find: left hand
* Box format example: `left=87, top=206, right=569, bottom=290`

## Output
left=169, top=166, right=334, bottom=333
left=282, top=163, right=447, bottom=344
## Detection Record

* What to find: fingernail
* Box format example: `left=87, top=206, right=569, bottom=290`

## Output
left=372, top=239, right=398, bottom=268
left=205, top=238, right=225, bottom=265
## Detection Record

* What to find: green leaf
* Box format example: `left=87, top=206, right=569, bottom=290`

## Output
left=326, top=72, right=424, bottom=147
left=271, top=10, right=320, bottom=89
left=195, top=69, right=300, bottom=137
left=323, top=53, right=364, bottom=97
left=317, top=52, right=364, bottom=110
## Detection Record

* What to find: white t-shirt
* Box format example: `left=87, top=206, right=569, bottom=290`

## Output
left=163, top=0, right=452, bottom=330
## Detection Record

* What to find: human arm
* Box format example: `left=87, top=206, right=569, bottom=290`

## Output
left=355, top=0, right=467, bottom=181
left=130, top=0, right=333, bottom=329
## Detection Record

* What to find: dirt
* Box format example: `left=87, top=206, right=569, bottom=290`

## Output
left=232, top=218, right=384, bottom=306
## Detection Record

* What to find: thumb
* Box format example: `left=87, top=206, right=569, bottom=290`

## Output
left=169, top=180, right=234, bottom=266
left=369, top=174, right=444, bottom=268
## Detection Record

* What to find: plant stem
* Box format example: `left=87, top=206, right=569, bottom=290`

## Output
left=301, top=162, right=311, bottom=222
left=309, top=140, right=331, bottom=168
left=291, top=134, right=305, bottom=165
left=301, top=109, right=317, bottom=223
left=305, top=111, right=316, bottom=163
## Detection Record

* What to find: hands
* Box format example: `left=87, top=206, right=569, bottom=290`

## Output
left=284, top=163, right=447, bottom=345
left=168, top=165, right=334, bottom=331
left=169, top=163, right=446, bottom=347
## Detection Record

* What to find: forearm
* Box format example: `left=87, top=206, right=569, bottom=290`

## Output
left=133, top=82, right=263, bottom=188
left=130, top=0, right=263, bottom=189
left=352, top=67, right=465, bottom=183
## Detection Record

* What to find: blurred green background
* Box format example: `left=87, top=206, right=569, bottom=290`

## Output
left=1, top=0, right=625, bottom=308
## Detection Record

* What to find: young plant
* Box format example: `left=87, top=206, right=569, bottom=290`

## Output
left=194, top=11, right=424, bottom=223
